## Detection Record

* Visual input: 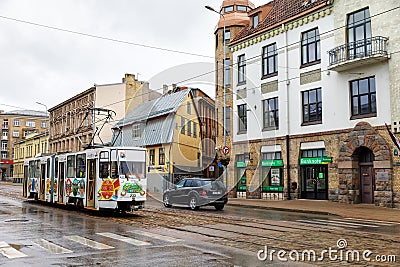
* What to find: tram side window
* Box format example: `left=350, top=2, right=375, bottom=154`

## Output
left=67, top=156, right=75, bottom=178
left=55, top=158, right=59, bottom=178
left=34, top=160, right=40, bottom=178
left=111, top=161, right=118, bottom=178
left=99, top=162, right=110, bottom=178
left=76, top=154, right=86, bottom=178
left=29, top=161, right=40, bottom=178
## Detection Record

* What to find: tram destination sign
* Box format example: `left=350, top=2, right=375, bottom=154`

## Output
left=300, top=157, right=332, bottom=165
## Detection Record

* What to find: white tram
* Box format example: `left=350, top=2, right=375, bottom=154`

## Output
left=23, top=147, right=147, bottom=212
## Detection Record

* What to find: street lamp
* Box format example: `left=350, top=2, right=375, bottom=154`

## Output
left=36, top=102, right=49, bottom=153
left=205, top=5, right=227, bottom=186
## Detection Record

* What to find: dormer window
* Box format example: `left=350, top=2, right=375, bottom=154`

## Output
left=252, top=15, right=259, bottom=28
left=237, top=5, right=247, bottom=12
left=224, top=6, right=234, bottom=13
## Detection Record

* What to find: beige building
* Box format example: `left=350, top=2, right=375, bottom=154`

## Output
left=49, top=73, right=161, bottom=153
left=0, top=110, right=48, bottom=179
left=13, top=132, right=48, bottom=182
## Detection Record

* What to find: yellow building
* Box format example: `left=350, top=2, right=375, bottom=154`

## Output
left=13, top=132, right=49, bottom=182
left=112, top=89, right=202, bottom=192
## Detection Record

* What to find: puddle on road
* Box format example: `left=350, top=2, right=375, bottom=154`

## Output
left=9, top=244, right=30, bottom=250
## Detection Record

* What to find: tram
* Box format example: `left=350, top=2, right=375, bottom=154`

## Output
left=23, top=147, right=147, bottom=212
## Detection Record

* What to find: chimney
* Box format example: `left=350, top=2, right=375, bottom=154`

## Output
left=124, top=73, right=136, bottom=86
left=163, top=84, right=169, bottom=94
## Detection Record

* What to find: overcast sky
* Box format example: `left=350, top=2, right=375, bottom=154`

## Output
left=0, top=0, right=265, bottom=112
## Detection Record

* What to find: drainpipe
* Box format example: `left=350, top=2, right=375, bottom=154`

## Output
left=283, top=23, right=291, bottom=200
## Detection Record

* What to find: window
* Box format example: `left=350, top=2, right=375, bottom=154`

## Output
left=13, top=131, right=19, bottom=137
left=301, top=28, right=320, bottom=65
left=253, top=15, right=259, bottom=28
left=41, top=121, right=47, bottom=128
left=238, top=54, right=246, bottom=84
left=67, top=155, right=75, bottom=178
left=149, top=149, right=155, bottom=165
left=302, top=88, right=322, bottom=124
left=301, top=149, right=326, bottom=158
left=347, top=8, right=371, bottom=59
left=159, top=148, right=165, bottom=165
left=187, top=102, right=191, bottom=114
left=224, top=30, right=230, bottom=42
left=187, top=121, right=192, bottom=136
left=193, top=122, right=197, bottom=138
left=132, top=124, right=141, bottom=138
left=225, top=106, right=231, bottom=135
left=350, top=77, right=376, bottom=118
left=238, top=104, right=247, bottom=133
left=14, top=120, right=20, bottom=127
left=224, top=5, right=234, bottom=12
left=237, top=5, right=247, bottom=11
left=1, top=152, right=6, bottom=159
left=263, top=97, right=279, bottom=129
left=1, top=142, right=7, bottom=151
left=76, top=154, right=86, bottom=178
left=262, top=152, right=282, bottom=160
left=224, top=58, right=231, bottom=87
left=262, top=43, right=278, bottom=77
left=26, top=121, right=35, bottom=127
left=181, top=117, right=186, bottom=134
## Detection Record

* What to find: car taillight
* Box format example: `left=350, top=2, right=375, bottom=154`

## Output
left=202, top=190, right=207, bottom=196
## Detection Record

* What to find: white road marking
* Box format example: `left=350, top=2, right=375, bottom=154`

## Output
left=33, top=239, right=73, bottom=254
left=296, top=219, right=360, bottom=228
left=345, top=218, right=400, bottom=226
left=97, top=232, right=151, bottom=246
left=128, top=230, right=182, bottom=243
left=312, top=219, right=379, bottom=228
left=0, top=241, right=27, bottom=259
left=64, top=235, right=114, bottom=250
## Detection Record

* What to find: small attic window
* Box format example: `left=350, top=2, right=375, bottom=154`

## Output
left=252, top=14, right=259, bottom=28
left=224, top=6, right=234, bottom=13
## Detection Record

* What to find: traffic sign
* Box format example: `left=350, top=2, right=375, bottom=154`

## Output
left=222, top=146, right=230, bottom=155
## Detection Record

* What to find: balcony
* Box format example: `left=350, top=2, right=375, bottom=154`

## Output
left=328, top=36, right=389, bottom=72
left=1, top=124, right=8, bottom=130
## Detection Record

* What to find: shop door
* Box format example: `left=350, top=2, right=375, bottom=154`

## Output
left=360, top=165, right=374, bottom=204
left=301, top=166, right=328, bottom=200
left=58, top=162, right=65, bottom=203
left=86, top=159, right=96, bottom=208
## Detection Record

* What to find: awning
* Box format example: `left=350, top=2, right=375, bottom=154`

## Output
left=300, top=141, right=325, bottom=150
left=261, top=145, right=281, bottom=153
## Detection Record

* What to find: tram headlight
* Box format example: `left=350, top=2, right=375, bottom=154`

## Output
left=121, top=190, right=127, bottom=196
left=140, top=190, right=145, bottom=196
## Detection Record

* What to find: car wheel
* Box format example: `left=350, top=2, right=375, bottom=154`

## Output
left=163, top=194, right=172, bottom=208
left=189, top=196, right=199, bottom=210
left=214, top=204, right=224, bottom=211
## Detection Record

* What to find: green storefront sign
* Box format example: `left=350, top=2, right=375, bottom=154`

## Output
left=237, top=176, right=247, bottom=192
left=261, top=159, right=284, bottom=167
left=262, top=186, right=284, bottom=192
left=236, top=161, right=246, bottom=168
left=300, top=157, right=332, bottom=165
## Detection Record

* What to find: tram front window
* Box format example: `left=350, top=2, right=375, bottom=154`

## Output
left=99, top=162, right=109, bottom=178
left=120, top=161, right=145, bottom=178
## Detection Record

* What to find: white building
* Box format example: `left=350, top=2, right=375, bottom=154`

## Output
left=219, top=0, right=399, bottom=207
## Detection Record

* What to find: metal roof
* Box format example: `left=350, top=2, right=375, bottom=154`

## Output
left=1, top=110, right=48, bottom=117
left=115, top=89, right=189, bottom=128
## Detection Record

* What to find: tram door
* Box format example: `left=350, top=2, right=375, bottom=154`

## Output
left=86, top=159, right=96, bottom=208
left=39, top=164, right=46, bottom=200
left=23, top=165, right=28, bottom=198
left=58, top=162, right=65, bottom=203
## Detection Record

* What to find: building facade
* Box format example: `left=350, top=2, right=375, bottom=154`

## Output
left=13, top=132, right=48, bottom=181
left=112, top=89, right=203, bottom=193
left=0, top=110, right=48, bottom=179
left=49, top=74, right=161, bottom=153
left=213, top=0, right=400, bottom=207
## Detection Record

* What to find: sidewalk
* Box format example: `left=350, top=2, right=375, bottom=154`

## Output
left=227, top=198, right=400, bottom=222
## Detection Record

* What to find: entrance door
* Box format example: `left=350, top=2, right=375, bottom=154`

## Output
left=301, top=166, right=328, bottom=200
left=360, top=165, right=374, bottom=204
left=58, top=162, right=65, bottom=203
left=40, top=164, right=46, bottom=200
left=86, top=159, right=96, bottom=208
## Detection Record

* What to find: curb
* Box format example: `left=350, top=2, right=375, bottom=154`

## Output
left=226, top=202, right=339, bottom=216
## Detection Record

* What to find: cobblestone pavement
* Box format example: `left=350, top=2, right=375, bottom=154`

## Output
left=1, top=182, right=399, bottom=266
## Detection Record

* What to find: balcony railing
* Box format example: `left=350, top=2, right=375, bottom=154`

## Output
left=328, top=36, right=388, bottom=71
